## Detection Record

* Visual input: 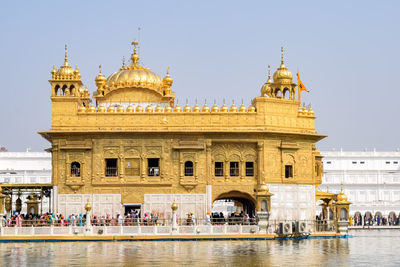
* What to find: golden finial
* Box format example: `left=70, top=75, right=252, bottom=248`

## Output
left=281, top=47, right=284, bottom=64
left=131, top=40, right=139, bottom=64
left=99, top=65, right=102, bottom=73
left=268, top=64, right=271, bottom=79
left=64, top=44, right=69, bottom=66
left=167, top=66, right=170, bottom=75
left=122, top=57, right=126, bottom=69
left=340, top=183, right=343, bottom=193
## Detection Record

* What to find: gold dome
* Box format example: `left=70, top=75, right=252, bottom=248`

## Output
left=88, top=105, right=96, bottom=113
left=183, top=104, right=191, bottom=113
left=145, top=105, right=153, bottom=113
left=117, top=105, right=124, bottom=113
left=273, top=48, right=293, bottom=83
left=165, top=105, right=173, bottom=113
left=126, top=105, right=134, bottom=113
left=163, top=67, right=173, bottom=91
left=220, top=104, right=228, bottom=113
left=155, top=104, right=163, bottom=113
left=211, top=103, right=219, bottom=113
left=53, top=45, right=81, bottom=80
left=257, top=183, right=269, bottom=193
left=107, top=106, right=115, bottom=113
left=248, top=105, right=256, bottom=113
left=171, top=201, right=178, bottom=211
left=104, top=41, right=164, bottom=96
left=174, top=104, right=181, bottom=113
left=337, top=192, right=348, bottom=202
left=95, top=65, right=107, bottom=88
left=239, top=104, right=247, bottom=113
left=78, top=105, right=86, bottom=113
left=193, top=104, right=200, bottom=113
left=98, top=105, right=106, bottom=113
left=202, top=103, right=210, bottom=113
left=136, top=105, right=144, bottom=113
left=85, top=199, right=92, bottom=212
left=230, top=103, right=237, bottom=112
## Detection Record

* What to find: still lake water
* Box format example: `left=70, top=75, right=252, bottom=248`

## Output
left=0, top=233, right=399, bottom=266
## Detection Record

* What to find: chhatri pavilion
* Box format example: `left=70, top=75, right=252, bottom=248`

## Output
left=36, top=39, right=337, bottom=222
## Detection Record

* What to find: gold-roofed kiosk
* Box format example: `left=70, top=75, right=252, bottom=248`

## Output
left=37, top=39, right=347, bottom=233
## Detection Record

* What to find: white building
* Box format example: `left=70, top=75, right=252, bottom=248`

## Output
left=318, top=150, right=400, bottom=223
left=0, top=151, right=52, bottom=214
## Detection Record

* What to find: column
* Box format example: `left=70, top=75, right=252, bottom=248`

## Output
left=257, top=141, right=264, bottom=184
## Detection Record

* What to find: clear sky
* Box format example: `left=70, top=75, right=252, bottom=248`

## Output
left=0, top=0, right=399, bottom=152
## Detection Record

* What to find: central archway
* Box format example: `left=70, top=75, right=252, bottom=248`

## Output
left=213, top=191, right=257, bottom=218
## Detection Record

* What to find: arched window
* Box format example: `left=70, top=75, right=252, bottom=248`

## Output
left=340, top=208, right=348, bottom=221
left=71, top=162, right=81, bottom=177
left=283, top=88, right=290, bottom=99
left=261, top=200, right=268, bottom=212
left=184, top=161, right=194, bottom=176
left=275, top=88, right=281, bottom=98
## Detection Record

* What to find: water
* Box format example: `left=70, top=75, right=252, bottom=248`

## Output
left=1, top=234, right=399, bottom=266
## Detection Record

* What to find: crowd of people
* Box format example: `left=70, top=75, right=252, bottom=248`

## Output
left=1, top=210, right=259, bottom=227
left=350, top=213, right=400, bottom=226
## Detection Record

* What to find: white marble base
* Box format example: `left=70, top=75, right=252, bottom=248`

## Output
left=269, top=184, right=315, bottom=221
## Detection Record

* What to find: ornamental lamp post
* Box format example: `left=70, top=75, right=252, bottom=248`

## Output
left=171, top=200, right=178, bottom=233
left=84, top=199, right=92, bottom=231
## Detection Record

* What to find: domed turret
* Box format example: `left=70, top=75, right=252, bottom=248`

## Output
left=261, top=65, right=273, bottom=97
left=163, top=67, right=173, bottom=95
left=336, top=184, right=349, bottom=203
left=273, top=47, right=293, bottom=84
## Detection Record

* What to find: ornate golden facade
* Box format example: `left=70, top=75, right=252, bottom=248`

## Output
left=39, top=40, right=326, bottom=219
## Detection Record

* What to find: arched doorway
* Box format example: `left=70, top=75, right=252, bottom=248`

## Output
left=212, top=191, right=257, bottom=218
left=388, top=211, right=397, bottom=226
left=364, top=211, right=373, bottom=226
left=354, top=211, right=362, bottom=226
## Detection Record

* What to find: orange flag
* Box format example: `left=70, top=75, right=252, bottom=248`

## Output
left=297, top=72, right=308, bottom=106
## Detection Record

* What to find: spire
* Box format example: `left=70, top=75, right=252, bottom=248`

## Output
left=268, top=64, right=271, bottom=78
left=64, top=44, right=69, bottom=66
left=122, top=57, right=126, bottom=69
left=99, top=64, right=102, bottom=74
left=281, top=47, right=284, bottom=65
left=340, top=182, right=343, bottom=193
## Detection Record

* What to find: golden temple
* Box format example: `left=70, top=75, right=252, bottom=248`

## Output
left=35, top=39, right=342, bottom=222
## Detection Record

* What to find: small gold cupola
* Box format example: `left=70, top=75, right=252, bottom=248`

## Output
left=95, top=65, right=107, bottom=95
left=273, top=47, right=293, bottom=84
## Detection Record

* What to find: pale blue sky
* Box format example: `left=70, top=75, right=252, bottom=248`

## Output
left=0, top=0, right=399, bottom=151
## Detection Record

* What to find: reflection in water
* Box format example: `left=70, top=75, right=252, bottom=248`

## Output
left=1, top=236, right=400, bottom=266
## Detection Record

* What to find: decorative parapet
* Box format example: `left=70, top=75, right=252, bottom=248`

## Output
left=297, top=106, right=315, bottom=117
left=78, top=104, right=257, bottom=114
